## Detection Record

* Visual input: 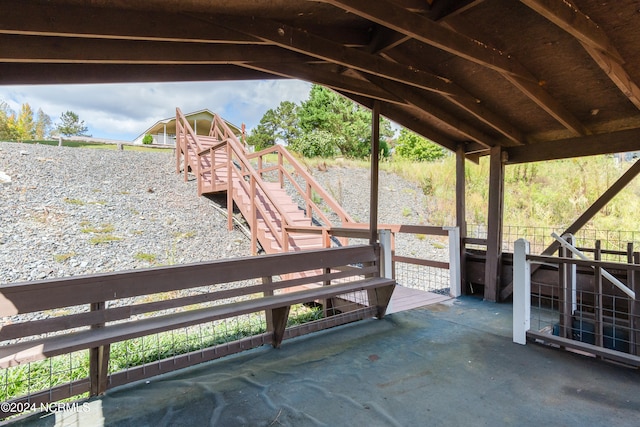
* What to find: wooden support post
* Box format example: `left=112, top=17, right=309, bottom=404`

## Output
left=89, top=302, right=110, bottom=396
left=455, top=144, right=467, bottom=294
left=484, top=146, right=504, bottom=301
left=369, top=100, right=380, bottom=245
left=501, top=158, right=640, bottom=300
left=263, top=276, right=274, bottom=332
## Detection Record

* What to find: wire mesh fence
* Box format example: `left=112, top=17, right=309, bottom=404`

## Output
left=522, top=237, right=640, bottom=364
left=468, top=223, right=640, bottom=256
left=394, top=262, right=450, bottom=295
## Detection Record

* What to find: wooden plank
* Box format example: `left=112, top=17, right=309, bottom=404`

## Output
left=527, top=330, right=640, bottom=367
left=523, top=0, right=640, bottom=110
left=0, top=277, right=395, bottom=368
left=325, top=0, right=587, bottom=136
left=393, top=255, right=449, bottom=270
left=323, top=0, right=525, bottom=78
left=0, top=245, right=377, bottom=315
left=484, top=146, right=505, bottom=301
left=218, top=15, right=467, bottom=99
left=386, top=287, right=451, bottom=314
left=505, top=128, right=640, bottom=164
left=0, top=34, right=305, bottom=64
left=366, top=76, right=494, bottom=148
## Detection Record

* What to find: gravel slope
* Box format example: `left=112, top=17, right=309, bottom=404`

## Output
left=0, top=142, right=448, bottom=285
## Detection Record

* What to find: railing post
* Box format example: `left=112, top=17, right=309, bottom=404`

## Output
left=250, top=176, right=257, bottom=255
left=513, top=238, right=530, bottom=345
left=306, top=182, right=313, bottom=224
left=595, top=240, right=604, bottom=349
left=562, top=234, right=577, bottom=315
left=227, top=143, right=233, bottom=232
left=633, top=252, right=640, bottom=356
left=445, top=226, right=461, bottom=297
left=278, top=151, right=284, bottom=188
left=379, top=229, right=392, bottom=279
left=89, top=301, right=110, bottom=396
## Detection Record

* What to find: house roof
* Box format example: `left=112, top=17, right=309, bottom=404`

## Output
left=135, top=109, right=242, bottom=141
left=2, top=0, right=640, bottom=163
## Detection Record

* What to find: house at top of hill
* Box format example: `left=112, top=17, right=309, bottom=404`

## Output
left=134, top=109, right=243, bottom=146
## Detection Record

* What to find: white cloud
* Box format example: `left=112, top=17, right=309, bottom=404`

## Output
left=0, top=80, right=312, bottom=141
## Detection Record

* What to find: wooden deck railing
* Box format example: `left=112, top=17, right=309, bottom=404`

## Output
left=0, top=245, right=394, bottom=419
left=248, top=144, right=355, bottom=228
left=513, top=237, right=640, bottom=367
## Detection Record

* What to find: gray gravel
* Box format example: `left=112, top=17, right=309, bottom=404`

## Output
left=0, top=142, right=249, bottom=284
left=0, top=142, right=449, bottom=287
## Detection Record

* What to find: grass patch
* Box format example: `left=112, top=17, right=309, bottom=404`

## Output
left=63, top=197, right=85, bottom=206
left=89, top=235, right=123, bottom=245
left=53, top=252, right=75, bottom=263
left=134, top=252, right=157, bottom=263
left=80, top=223, right=115, bottom=234
left=173, top=231, right=196, bottom=239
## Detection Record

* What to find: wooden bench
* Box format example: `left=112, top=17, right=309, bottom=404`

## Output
left=0, top=244, right=395, bottom=409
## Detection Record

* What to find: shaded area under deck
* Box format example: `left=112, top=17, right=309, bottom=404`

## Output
left=14, top=296, right=640, bottom=427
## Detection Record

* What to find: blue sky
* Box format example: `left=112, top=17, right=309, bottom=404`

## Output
left=0, top=80, right=312, bottom=141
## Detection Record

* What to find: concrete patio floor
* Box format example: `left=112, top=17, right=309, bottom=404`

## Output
left=13, top=296, right=640, bottom=426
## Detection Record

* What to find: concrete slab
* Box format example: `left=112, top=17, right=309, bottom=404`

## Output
left=13, top=297, right=640, bottom=426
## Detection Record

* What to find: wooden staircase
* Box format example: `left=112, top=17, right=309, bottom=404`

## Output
left=175, top=108, right=355, bottom=255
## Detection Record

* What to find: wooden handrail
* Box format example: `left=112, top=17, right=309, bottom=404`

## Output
left=247, top=144, right=355, bottom=226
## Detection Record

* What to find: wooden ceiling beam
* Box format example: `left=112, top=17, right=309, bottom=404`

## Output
left=241, top=62, right=406, bottom=105
left=519, top=0, right=623, bottom=62
left=195, top=14, right=466, bottom=98
left=0, top=3, right=260, bottom=45
left=505, top=128, right=640, bottom=164
left=322, top=0, right=589, bottom=136
left=0, top=34, right=306, bottom=64
left=0, top=63, right=279, bottom=85
left=0, top=3, right=369, bottom=47
left=321, top=0, right=531, bottom=79
left=380, top=49, right=525, bottom=145
left=203, top=14, right=525, bottom=146
left=521, top=0, right=640, bottom=111
left=365, top=75, right=495, bottom=148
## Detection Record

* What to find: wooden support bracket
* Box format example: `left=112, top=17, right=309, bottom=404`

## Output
left=270, top=306, right=291, bottom=349
left=367, top=284, right=396, bottom=319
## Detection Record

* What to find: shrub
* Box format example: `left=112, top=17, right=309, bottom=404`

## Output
left=142, top=134, right=153, bottom=145
left=395, top=128, right=445, bottom=161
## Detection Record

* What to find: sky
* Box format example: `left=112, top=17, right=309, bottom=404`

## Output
left=0, top=80, right=313, bottom=141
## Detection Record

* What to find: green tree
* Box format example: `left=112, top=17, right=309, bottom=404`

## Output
left=297, top=85, right=393, bottom=158
left=15, top=103, right=36, bottom=140
left=56, top=110, right=90, bottom=137
left=247, top=101, right=300, bottom=151
left=395, top=128, right=445, bottom=161
left=34, top=108, right=52, bottom=140
left=0, top=101, right=15, bottom=141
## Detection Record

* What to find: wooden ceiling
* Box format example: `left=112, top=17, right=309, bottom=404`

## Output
left=2, top=0, right=640, bottom=163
